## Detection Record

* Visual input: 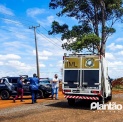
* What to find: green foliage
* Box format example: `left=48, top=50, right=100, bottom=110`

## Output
left=49, top=0, right=123, bottom=54
left=62, top=33, right=100, bottom=53
left=105, top=26, right=116, bottom=35
left=113, top=85, right=123, bottom=90
left=48, top=21, right=69, bottom=35
left=49, top=21, right=93, bottom=40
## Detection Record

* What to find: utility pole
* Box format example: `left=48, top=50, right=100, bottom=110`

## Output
left=29, top=25, right=40, bottom=78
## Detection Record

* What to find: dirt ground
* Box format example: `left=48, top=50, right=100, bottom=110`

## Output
left=0, top=92, right=64, bottom=109
left=0, top=90, right=123, bottom=122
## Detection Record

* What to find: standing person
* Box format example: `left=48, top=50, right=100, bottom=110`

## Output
left=29, top=73, right=39, bottom=104
left=13, top=76, right=24, bottom=103
left=51, top=74, right=59, bottom=100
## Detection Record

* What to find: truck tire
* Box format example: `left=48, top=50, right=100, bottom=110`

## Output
left=1, top=90, right=10, bottom=100
left=37, top=90, right=44, bottom=99
left=107, top=92, right=112, bottom=101
left=99, top=96, right=106, bottom=104
left=68, top=98, right=75, bottom=106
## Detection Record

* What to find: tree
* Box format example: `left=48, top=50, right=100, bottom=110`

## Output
left=49, top=0, right=123, bottom=56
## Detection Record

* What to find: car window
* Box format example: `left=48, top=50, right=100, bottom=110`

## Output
left=39, top=79, right=50, bottom=84
left=24, top=79, right=30, bottom=84
left=11, top=79, right=18, bottom=83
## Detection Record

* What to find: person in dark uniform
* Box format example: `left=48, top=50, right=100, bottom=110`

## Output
left=29, top=73, right=39, bottom=104
left=13, top=76, right=24, bottom=103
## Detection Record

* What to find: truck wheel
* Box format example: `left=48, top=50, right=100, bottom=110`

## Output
left=107, top=92, right=112, bottom=101
left=99, top=96, right=106, bottom=104
left=68, top=98, right=75, bottom=106
left=37, top=90, right=44, bottom=99
left=1, top=90, right=10, bottom=100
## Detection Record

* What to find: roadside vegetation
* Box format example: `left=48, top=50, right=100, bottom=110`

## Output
left=112, top=77, right=123, bottom=90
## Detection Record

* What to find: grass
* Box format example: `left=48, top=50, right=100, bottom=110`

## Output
left=112, top=85, right=123, bottom=90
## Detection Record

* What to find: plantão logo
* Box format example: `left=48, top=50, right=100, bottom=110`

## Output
left=91, top=102, right=122, bottom=110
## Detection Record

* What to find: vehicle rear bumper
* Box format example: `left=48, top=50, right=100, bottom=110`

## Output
left=64, top=94, right=100, bottom=100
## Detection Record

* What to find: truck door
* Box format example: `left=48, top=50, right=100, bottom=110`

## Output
left=82, top=70, right=99, bottom=88
left=64, top=70, right=80, bottom=88
left=64, top=57, right=81, bottom=89
left=81, top=56, right=100, bottom=89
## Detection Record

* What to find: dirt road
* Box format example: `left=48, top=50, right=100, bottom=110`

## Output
left=0, top=92, right=64, bottom=109
left=1, top=91, right=123, bottom=122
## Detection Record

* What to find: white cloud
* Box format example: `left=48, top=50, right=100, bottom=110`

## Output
left=37, top=15, right=62, bottom=27
left=105, top=53, right=115, bottom=60
left=108, top=61, right=123, bottom=67
left=107, top=43, right=123, bottom=51
left=0, top=61, right=4, bottom=65
left=106, top=60, right=123, bottom=78
left=15, top=34, right=27, bottom=39
left=39, top=56, right=48, bottom=60
left=0, top=54, right=21, bottom=60
left=49, top=64, right=53, bottom=67
left=117, top=51, right=123, bottom=55
left=26, top=8, right=45, bottom=17
left=57, top=60, right=62, bottom=67
left=2, top=18, right=23, bottom=26
left=0, top=4, right=14, bottom=16
left=6, top=60, right=32, bottom=70
left=4, top=41, right=33, bottom=51
left=47, top=16, right=55, bottom=24
left=36, top=35, right=67, bottom=57
left=37, top=20, right=50, bottom=27
left=39, top=63, right=45, bottom=68
left=33, top=50, right=53, bottom=56
left=115, top=38, right=123, bottom=42
left=33, top=50, right=54, bottom=60
left=39, top=50, right=53, bottom=56
left=7, top=60, right=25, bottom=66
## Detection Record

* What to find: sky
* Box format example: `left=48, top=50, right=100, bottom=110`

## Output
left=0, top=0, right=123, bottom=79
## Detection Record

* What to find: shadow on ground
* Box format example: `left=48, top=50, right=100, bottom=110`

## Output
left=45, top=100, right=97, bottom=110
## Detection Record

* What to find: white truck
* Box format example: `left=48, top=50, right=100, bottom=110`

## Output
left=62, top=54, right=112, bottom=106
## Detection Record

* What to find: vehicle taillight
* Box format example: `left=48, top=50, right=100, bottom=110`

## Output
left=91, top=90, right=99, bottom=94
left=63, top=89, right=71, bottom=93
left=91, top=90, right=101, bottom=96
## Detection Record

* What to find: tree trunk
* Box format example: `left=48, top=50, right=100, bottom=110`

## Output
left=94, top=2, right=100, bottom=53
left=100, top=0, right=106, bottom=57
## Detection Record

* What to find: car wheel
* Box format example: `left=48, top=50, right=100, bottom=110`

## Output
left=37, top=90, right=44, bottom=99
left=1, top=90, right=10, bottom=100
